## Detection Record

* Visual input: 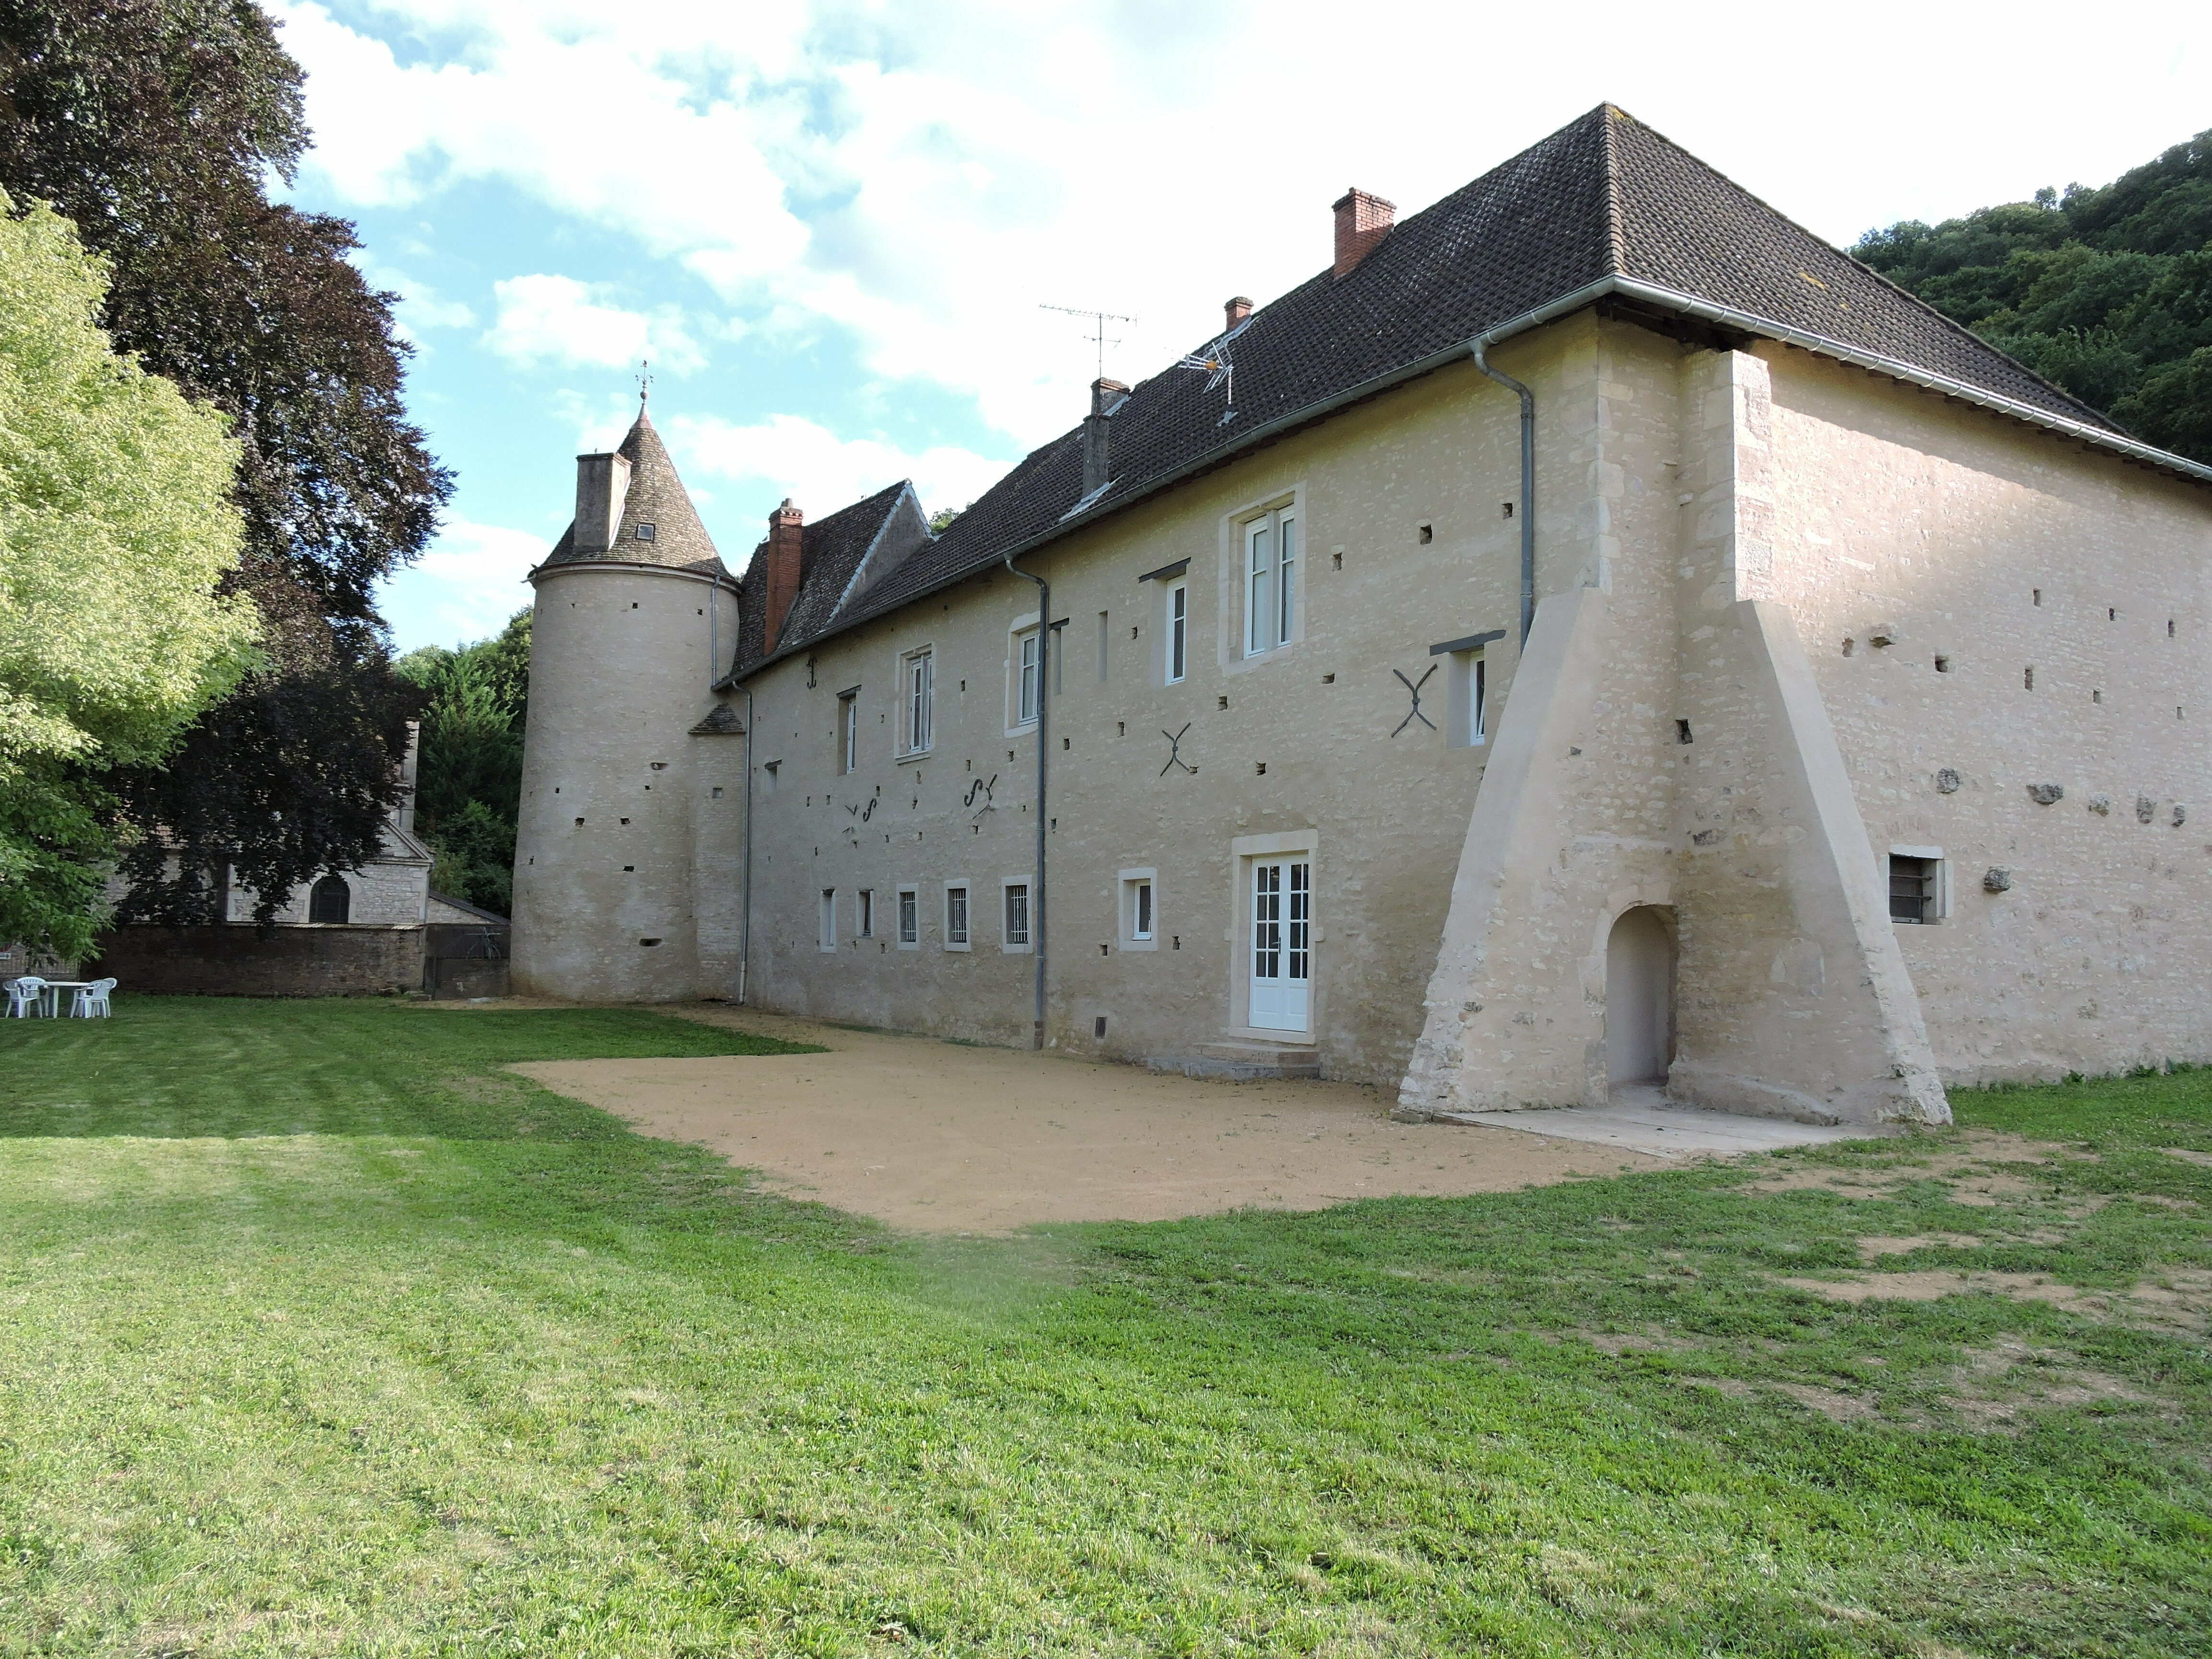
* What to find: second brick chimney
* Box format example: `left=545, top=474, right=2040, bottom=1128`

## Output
left=1332, top=188, right=1395, bottom=277
left=1082, top=377, right=1129, bottom=497
left=1224, top=295, right=1252, bottom=330
left=761, top=498, right=805, bottom=655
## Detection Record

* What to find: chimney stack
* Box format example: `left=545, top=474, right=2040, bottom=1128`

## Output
left=1332, top=188, right=1395, bottom=278
left=572, top=451, right=632, bottom=556
left=761, top=499, right=805, bottom=654
left=1224, top=295, right=1252, bottom=331
left=1082, top=378, right=1128, bottom=498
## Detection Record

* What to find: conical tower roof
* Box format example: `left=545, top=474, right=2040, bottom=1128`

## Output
left=540, top=404, right=729, bottom=577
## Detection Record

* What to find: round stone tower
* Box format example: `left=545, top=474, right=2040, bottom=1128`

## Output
left=510, top=404, right=740, bottom=1000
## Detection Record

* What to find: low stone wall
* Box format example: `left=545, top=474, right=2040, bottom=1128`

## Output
left=88, top=925, right=426, bottom=998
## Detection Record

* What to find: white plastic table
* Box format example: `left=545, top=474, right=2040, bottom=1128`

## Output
left=36, top=981, right=91, bottom=1017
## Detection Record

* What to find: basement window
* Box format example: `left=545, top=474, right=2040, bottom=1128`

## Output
left=1888, top=848, right=1947, bottom=925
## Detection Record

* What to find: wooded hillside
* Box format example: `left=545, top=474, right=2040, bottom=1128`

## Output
left=1853, top=129, right=2211, bottom=463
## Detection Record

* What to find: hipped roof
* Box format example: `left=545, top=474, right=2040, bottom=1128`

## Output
left=734, top=103, right=2204, bottom=676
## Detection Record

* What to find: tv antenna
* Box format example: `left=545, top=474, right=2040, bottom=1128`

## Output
left=1039, top=302, right=1137, bottom=381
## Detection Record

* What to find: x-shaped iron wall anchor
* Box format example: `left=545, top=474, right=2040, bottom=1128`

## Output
left=1392, top=665, right=1438, bottom=737
left=1159, top=722, right=1196, bottom=776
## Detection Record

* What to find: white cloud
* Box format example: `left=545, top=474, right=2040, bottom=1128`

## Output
left=669, top=412, right=1005, bottom=524
left=483, top=275, right=699, bottom=373
left=378, top=516, right=548, bottom=649
left=282, top=0, right=2212, bottom=453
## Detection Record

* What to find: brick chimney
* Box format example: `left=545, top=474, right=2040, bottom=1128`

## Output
left=572, top=451, right=632, bottom=555
left=1332, top=188, right=1395, bottom=277
left=1224, top=295, right=1252, bottom=330
left=1082, top=378, right=1128, bottom=497
left=761, top=498, right=805, bottom=655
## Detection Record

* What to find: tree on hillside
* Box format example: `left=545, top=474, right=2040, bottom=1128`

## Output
left=0, top=196, right=256, bottom=956
left=0, top=0, right=452, bottom=926
left=1854, top=130, right=2212, bottom=463
left=395, top=609, right=530, bottom=915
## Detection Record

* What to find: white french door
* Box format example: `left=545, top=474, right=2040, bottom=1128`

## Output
left=1248, top=859, right=1311, bottom=1032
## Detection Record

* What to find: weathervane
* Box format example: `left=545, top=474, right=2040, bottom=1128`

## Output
left=636, top=358, right=653, bottom=404
left=1040, top=302, right=1137, bottom=381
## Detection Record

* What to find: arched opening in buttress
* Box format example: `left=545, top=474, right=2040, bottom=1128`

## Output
left=1604, top=905, right=1675, bottom=1085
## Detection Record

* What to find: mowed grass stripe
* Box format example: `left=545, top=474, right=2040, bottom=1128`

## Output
left=0, top=999, right=2206, bottom=1655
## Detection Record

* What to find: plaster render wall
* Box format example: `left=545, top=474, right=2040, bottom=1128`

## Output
left=228, top=855, right=429, bottom=927
left=1753, top=345, right=2212, bottom=1082
left=735, top=330, right=1599, bottom=1084
left=511, top=563, right=740, bottom=1000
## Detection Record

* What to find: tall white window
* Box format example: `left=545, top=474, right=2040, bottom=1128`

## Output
left=1014, top=626, right=1041, bottom=726
left=1133, top=879, right=1152, bottom=939
left=1002, top=881, right=1030, bottom=950
left=945, top=884, right=970, bottom=948
left=903, top=649, right=933, bottom=754
left=1119, top=867, right=1159, bottom=951
left=897, top=886, right=919, bottom=947
left=1167, top=580, right=1188, bottom=683
left=1244, top=504, right=1298, bottom=656
left=818, top=888, right=837, bottom=951
left=1440, top=633, right=1500, bottom=748
left=838, top=690, right=858, bottom=773
left=857, top=888, right=875, bottom=938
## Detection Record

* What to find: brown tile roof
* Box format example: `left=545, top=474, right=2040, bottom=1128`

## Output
left=724, top=480, right=930, bottom=679
left=539, top=405, right=731, bottom=577
left=733, top=104, right=2200, bottom=676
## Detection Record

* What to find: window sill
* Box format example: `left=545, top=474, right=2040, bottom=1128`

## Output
left=942, top=942, right=972, bottom=953
left=898, top=749, right=931, bottom=766
left=1120, top=938, right=1159, bottom=952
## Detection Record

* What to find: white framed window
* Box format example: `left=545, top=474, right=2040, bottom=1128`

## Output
left=817, top=888, right=838, bottom=951
left=1001, top=879, right=1032, bottom=952
left=1243, top=503, right=1298, bottom=656
left=838, top=689, right=859, bottom=773
left=1888, top=846, right=1948, bottom=925
left=896, top=884, right=920, bottom=949
left=1437, top=631, right=1502, bottom=748
left=1120, top=867, right=1158, bottom=950
left=902, top=648, right=934, bottom=755
left=1011, top=624, right=1042, bottom=728
left=1167, top=579, right=1188, bottom=683
left=943, top=881, right=971, bottom=950
left=857, top=888, right=875, bottom=938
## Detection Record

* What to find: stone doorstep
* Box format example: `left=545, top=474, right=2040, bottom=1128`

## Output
left=1146, top=1040, right=1323, bottom=1082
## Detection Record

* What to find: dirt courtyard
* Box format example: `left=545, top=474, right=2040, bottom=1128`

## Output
left=508, top=1005, right=1670, bottom=1233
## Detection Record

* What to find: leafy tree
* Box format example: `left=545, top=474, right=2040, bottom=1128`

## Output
left=0, top=196, right=255, bottom=955
left=396, top=609, right=530, bottom=915
left=0, top=0, right=453, bottom=926
left=1854, top=129, right=2212, bottom=463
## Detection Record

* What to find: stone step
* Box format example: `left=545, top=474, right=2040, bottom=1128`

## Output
left=1147, top=1041, right=1322, bottom=1082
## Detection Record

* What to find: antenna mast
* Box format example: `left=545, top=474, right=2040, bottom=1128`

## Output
left=1039, top=302, right=1137, bottom=382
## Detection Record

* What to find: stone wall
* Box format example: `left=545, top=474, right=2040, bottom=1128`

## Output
left=88, top=925, right=426, bottom=998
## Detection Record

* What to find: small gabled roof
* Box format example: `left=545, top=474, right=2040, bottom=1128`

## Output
left=538, top=406, right=731, bottom=578
left=738, top=104, right=2205, bottom=676
left=726, top=481, right=930, bottom=678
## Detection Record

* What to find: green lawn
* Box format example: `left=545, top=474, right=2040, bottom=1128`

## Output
left=1, top=1001, right=2207, bottom=1657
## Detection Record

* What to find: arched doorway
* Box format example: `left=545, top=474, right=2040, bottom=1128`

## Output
left=1605, top=905, right=1674, bottom=1085
left=308, top=874, right=351, bottom=925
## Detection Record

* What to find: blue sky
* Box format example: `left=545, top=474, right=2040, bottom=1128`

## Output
left=267, top=0, right=2211, bottom=654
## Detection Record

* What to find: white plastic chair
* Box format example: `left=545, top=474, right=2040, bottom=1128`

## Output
left=4, top=977, right=46, bottom=1018
left=69, top=978, right=116, bottom=1018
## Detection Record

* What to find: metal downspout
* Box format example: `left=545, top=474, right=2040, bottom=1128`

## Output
left=1002, top=553, right=1048, bottom=1048
left=738, top=684, right=755, bottom=1005
left=1471, top=337, right=1536, bottom=645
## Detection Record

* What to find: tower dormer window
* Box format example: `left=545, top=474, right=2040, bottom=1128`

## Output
left=635, top=523, right=657, bottom=542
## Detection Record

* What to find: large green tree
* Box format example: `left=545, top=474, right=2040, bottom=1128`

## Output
left=0, top=0, right=452, bottom=926
left=0, top=195, right=256, bottom=955
left=1854, top=130, right=2212, bottom=463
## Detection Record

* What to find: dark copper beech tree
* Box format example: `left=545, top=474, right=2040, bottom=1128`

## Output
left=0, top=0, right=452, bottom=924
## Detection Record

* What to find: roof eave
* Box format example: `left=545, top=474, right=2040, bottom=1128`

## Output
left=733, top=274, right=2212, bottom=679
